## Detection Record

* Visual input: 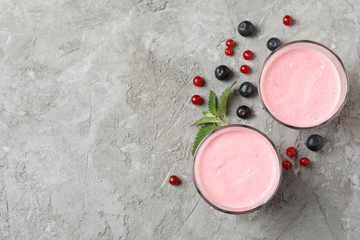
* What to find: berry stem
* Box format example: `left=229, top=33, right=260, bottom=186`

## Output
left=214, top=117, right=228, bottom=126
left=218, top=121, right=226, bottom=126
left=223, top=115, right=229, bottom=125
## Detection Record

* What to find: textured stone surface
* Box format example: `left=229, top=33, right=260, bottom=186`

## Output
left=0, top=0, right=360, bottom=239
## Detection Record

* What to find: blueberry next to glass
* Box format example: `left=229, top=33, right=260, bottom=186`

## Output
left=239, top=82, right=255, bottom=97
left=306, top=134, right=324, bottom=151
left=237, top=106, right=251, bottom=119
left=267, top=38, right=281, bottom=51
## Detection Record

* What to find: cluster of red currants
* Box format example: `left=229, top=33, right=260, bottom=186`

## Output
left=240, top=50, right=253, bottom=74
left=190, top=76, right=204, bottom=105
left=225, top=38, right=254, bottom=75
left=282, top=147, right=310, bottom=169
left=225, top=39, right=235, bottom=56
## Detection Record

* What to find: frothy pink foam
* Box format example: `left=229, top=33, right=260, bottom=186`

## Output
left=260, top=47, right=341, bottom=128
left=194, top=126, right=281, bottom=212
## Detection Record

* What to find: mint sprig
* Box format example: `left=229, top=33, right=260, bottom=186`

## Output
left=191, top=81, right=237, bottom=155
left=202, top=112, right=215, bottom=118
left=217, top=81, right=237, bottom=124
left=208, top=90, right=217, bottom=115
left=190, top=116, right=223, bottom=126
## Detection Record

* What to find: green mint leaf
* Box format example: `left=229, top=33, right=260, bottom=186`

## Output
left=208, top=90, right=217, bottom=115
left=190, top=116, right=222, bottom=126
left=203, top=112, right=215, bottom=118
left=217, top=81, right=237, bottom=117
left=192, top=123, right=217, bottom=155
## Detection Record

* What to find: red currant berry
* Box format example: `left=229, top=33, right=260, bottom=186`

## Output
left=240, top=65, right=250, bottom=74
left=191, top=95, right=202, bottom=105
left=193, top=76, right=203, bottom=87
left=286, top=147, right=296, bottom=158
left=243, top=50, right=253, bottom=60
left=225, top=48, right=234, bottom=56
left=299, top=157, right=310, bottom=167
left=283, top=15, right=293, bottom=26
left=169, top=175, right=180, bottom=185
left=226, top=39, right=235, bottom=48
left=282, top=160, right=292, bottom=169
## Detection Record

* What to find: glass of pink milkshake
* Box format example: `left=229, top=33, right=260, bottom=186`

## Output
left=193, top=125, right=282, bottom=214
left=259, top=40, right=349, bottom=129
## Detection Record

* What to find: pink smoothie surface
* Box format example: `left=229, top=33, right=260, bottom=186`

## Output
left=193, top=126, right=281, bottom=212
left=260, top=46, right=341, bottom=128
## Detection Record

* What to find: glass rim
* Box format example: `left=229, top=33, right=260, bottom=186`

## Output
left=192, top=124, right=283, bottom=214
left=258, top=40, right=349, bottom=130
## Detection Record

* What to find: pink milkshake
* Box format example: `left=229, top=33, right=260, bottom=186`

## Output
left=259, top=41, right=348, bottom=129
left=193, top=125, right=281, bottom=213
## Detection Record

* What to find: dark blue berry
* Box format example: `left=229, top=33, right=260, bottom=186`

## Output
left=267, top=38, right=281, bottom=51
left=239, top=82, right=255, bottom=97
left=306, top=134, right=324, bottom=151
left=215, top=65, right=230, bottom=80
left=238, top=21, right=255, bottom=37
left=236, top=106, right=251, bottom=119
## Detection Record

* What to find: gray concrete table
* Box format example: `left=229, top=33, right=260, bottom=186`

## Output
left=1, top=0, right=360, bottom=239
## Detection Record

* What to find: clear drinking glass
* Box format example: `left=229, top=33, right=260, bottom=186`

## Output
left=192, top=124, right=282, bottom=214
left=258, top=40, right=349, bottom=129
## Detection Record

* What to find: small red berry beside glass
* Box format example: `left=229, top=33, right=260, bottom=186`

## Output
left=191, top=95, right=202, bottom=105
left=240, top=65, right=250, bottom=74
left=282, top=160, right=292, bottom=169
left=193, top=76, right=203, bottom=87
left=286, top=147, right=296, bottom=158
left=225, top=48, right=234, bottom=56
left=243, top=50, right=253, bottom=60
left=283, top=15, right=293, bottom=26
left=169, top=175, right=180, bottom=185
left=226, top=39, right=235, bottom=48
left=299, top=157, right=310, bottom=167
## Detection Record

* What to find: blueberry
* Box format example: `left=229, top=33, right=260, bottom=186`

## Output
left=238, top=21, right=255, bottom=37
left=215, top=65, right=230, bottom=80
left=267, top=38, right=281, bottom=51
left=306, top=134, right=324, bottom=151
left=236, top=105, right=251, bottom=119
left=239, top=82, right=255, bottom=97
